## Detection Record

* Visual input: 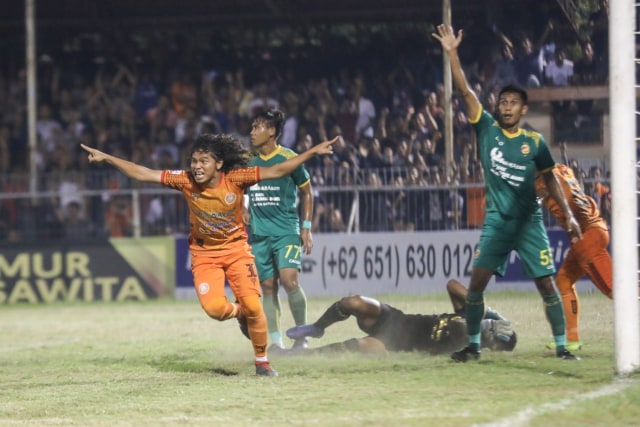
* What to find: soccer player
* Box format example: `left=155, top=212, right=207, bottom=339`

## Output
left=536, top=162, right=612, bottom=350
left=432, top=24, right=582, bottom=362
left=285, top=279, right=517, bottom=355
left=80, top=133, right=336, bottom=376
left=246, top=109, right=313, bottom=350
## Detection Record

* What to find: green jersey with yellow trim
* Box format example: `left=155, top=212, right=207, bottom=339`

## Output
left=471, top=108, right=555, bottom=219
left=247, top=145, right=310, bottom=236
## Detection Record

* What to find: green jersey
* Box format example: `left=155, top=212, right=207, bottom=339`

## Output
left=472, top=108, right=555, bottom=219
left=247, top=146, right=311, bottom=236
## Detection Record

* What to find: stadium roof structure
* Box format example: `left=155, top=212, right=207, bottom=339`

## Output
left=0, top=0, right=462, bottom=28
left=0, top=0, right=565, bottom=29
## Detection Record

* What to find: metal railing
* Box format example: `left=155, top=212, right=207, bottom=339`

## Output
left=0, top=167, right=610, bottom=243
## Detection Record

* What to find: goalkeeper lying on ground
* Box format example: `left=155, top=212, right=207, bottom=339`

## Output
left=284, top=279, right=517, bottom=355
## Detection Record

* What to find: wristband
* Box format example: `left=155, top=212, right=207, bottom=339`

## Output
left=302, top=220, right=312, bottom=229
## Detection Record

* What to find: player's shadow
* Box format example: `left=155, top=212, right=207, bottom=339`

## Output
left=149, top=355, right=240, bottom=376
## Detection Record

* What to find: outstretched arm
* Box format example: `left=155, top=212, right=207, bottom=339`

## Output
left=80, top=144, right=163, bottom=183
left=432, top=24, right=481, bottom=120
left=259, top=137, right=338, bottom=180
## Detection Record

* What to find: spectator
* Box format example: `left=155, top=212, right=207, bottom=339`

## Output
left=246, top=82, right=279, bottom=117
left=55, top=200, right=98, bottom=241
left=0, top=125, right=10, bottom=174
left=152, top=127, right=180, bottom=168
left=0, top=13, right=609, bottom=238
left=147, top=95, right=178, bottom=141
left=445, top=174, right=465, bottom=230
left=348, top=77, right=376, bottom=142
left=512, top=22, right=553, bottom=87
left=545, top=48, right=574, bottom=87
left=104, top=195, right=134, bottom=237
left=390, top=175, right=408, bottom=230
left=586, top=166, right=609, bottom=211
left=588, top=1, right=609, bottom=72
left=133, top=71, right=160, bottom=119
left=545, top=48, right=574, bottom=113
left=359, top=171, right=390, bottom=231
left=572, top=41, right=606, bottom=129
left=36, top=103, right=62, bottom=152
left=493, top=43, right=519, bottom=90
left=313, top=202, right=346, bottom=233
left=382, top=145, right=404, bottom=168
left=15, top=198, right=63, bottom=242
left=170, top=70, right=198, bottom=119
left=295, top=133, right=323, bottom=171
left=427, top=167, right=446, bottom=230
left=280, top=91, right=300, bottom=149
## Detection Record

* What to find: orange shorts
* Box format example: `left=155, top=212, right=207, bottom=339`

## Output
left=190, top=243, right=262, bottom=307
left=557, top=225, right=611, bottom=296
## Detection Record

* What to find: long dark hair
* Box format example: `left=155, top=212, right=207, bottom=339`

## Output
left=190, top=133, right=250, bottom=173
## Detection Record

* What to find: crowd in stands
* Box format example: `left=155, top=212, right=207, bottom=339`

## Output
left=0, top=9, right=612, bottom=242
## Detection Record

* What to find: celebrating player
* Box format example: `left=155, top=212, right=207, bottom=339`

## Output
left=81, top=133, right=336, bottom=376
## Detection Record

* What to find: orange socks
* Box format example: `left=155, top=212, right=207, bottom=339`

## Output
left=238, top=294, right=268, bottom=358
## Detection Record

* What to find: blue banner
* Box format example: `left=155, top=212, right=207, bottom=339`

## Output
left=175, top=237, right=193, bottom=289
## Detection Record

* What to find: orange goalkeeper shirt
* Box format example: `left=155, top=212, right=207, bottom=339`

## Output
left=536, top=163, right=607, bottom=232
left=161, top=167, right=260, bottom=257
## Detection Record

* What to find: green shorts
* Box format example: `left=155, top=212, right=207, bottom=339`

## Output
left=250, top=234, right=302, bottom=281
left=474, top=211, right=555, bottom=278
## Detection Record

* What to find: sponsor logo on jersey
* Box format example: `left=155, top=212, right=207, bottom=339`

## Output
left=169, top=170, right=182, bottom=174
left=225, top=193, right=237, bottom=204
left=520, top=144, right=530, bottom=156
left=198, top=282, right=210, bottom=295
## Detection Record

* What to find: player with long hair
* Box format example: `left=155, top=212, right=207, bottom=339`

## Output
left=81, top=133, right=336, bottom=376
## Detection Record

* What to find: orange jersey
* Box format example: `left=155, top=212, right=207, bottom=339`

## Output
left=536, top=164, right=607, bottom=232
left=161, top=167, right=260, bottom=256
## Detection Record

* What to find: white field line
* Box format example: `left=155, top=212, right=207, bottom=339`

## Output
left=474, top=378, right=637, bottom=427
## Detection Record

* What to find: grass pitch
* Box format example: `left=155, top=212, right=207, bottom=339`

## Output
left=1, top=291, right=638, bottom=427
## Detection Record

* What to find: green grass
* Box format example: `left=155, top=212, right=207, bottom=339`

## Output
left=1, top=292, right=638, bottom=426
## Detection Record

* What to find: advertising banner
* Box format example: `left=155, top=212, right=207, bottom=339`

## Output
left=296, top=230, right=590, bottom=297
left=0, top=237, right=175, bottom=304
left=173, top=230, right=593, bottom=299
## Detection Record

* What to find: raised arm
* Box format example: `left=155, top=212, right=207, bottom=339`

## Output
left=259, top=137, right=337, bottom=180
left=80, top=144, right=163, bottom=183
left=432, top=24, right=481, bottom=120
